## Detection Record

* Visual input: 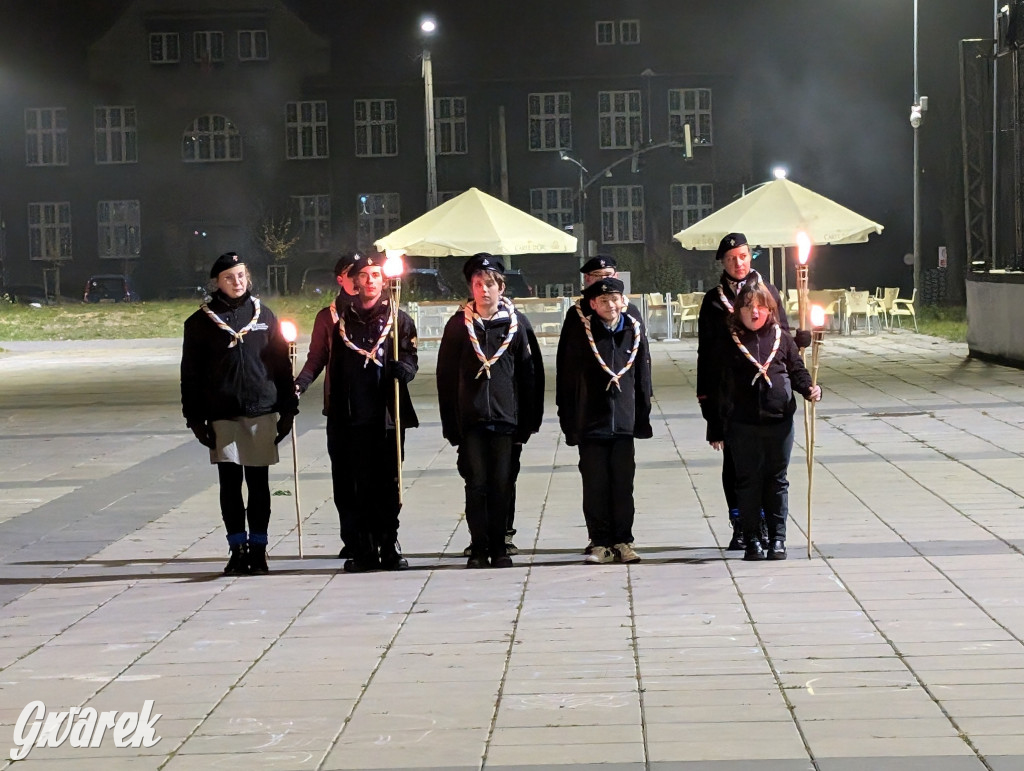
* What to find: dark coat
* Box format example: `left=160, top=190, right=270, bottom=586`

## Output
left=295, top=293, right=354, bottom=416
left=180, top=292, right=297, bottom=426
left=696, top=269, right=790, bottom=439
left=556, top=307, right=652, bottom=445
left=706, top=322, right=814, bottom=441
left=436, top=304, right=543, bottom=446
left=326, top=296, right=418, bottom=430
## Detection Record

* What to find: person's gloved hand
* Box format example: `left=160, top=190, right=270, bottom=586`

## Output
left=794, top=329, right=812, bottom=349
left=387, top=360, right=415, bottom=384
left=190, top=421, right=215, bottom=449
left=275, top=413, right=294, bottom=444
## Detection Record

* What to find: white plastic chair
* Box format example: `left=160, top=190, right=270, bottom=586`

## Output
left=888, top=289, right=918, bottom=331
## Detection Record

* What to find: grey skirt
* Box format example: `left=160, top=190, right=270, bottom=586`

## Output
left=209, top=414, right=281, bottom=466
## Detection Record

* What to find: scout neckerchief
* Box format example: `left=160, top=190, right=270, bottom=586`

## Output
left=717, top=270, right=760, bottom=313
left=201, top=296, right=261, bottom=348
left=338, top=299, right=393, bottom=368
left=580, top=305, right=642, bottom=392
left=464, top=297, right=517, bottom=379
left=731, top=323, right=781, bottom=386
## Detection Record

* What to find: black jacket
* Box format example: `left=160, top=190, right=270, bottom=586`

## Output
left=326, top=296, right=419, bottom=430
left=706, top=322, right=814, bottom=441
left=436, top=303, right=543, bottom=446
left=180, top=292, right=297, bottom=426
left=556, top=308, right=652, bottom=445
left=295, top=293, right=354, bottom=416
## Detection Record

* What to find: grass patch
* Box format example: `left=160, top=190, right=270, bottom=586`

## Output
left=914, top=305, right=966, bottom=343
left=0, top=297, right=328, bottom=342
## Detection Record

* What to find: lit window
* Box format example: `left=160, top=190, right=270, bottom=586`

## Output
left=600, top=185, right=644, bottom=244
left=286, top=101, right=329, bottom=159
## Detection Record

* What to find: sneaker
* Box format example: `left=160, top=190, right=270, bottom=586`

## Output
left=743, top=541, right=767, bottom=561
left=614, top=542, right=640, bottom=564
left=585, top=546, right=615, bottom=564
left=504, top=533, right=519, bottom=556
left=583, top=540, right=596, bottom=555
left=768, top=539, right=787, bottom=560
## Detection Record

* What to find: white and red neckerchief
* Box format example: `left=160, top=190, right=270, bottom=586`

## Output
left=580, top=307, right=642, bottom=392
left=464, top=297, right=518, bottom=379
left=201, top=297, right=261, bottom=348
left=731, top=323, right=782, bottom=386
left=338, top=300, right=393, bottom=368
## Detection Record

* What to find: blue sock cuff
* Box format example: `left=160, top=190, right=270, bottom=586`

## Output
left=729, top=508, right=740, bottom=520
left=248, top=532, right=268, bottom=546
left=226, top=531, right=247, bottom=547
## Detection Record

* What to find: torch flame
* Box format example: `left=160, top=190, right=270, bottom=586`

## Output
left=280, top=319, right=298, bottom=343
left=383, top=250, right=405, bottom=279
left=810, top=305, right=826, bottom=328
left=797, top=231, right=811, bottom=265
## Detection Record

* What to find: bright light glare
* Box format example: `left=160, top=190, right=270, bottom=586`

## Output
left=810, top=305, right=826, bottom=328
left=772, top=166, right=787, bottom=180
left=280, top=320, right=298, bottom=343
left=383, top=250, right=405, bottom=278
left=796, top=231, right=812, bottom=265
left=421, top=18, right=436, bottom=33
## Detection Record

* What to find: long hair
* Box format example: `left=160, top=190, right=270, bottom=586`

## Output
left=727, top=279, right=778, bottom=335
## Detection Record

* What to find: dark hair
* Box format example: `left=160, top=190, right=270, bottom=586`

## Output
left=727, top=279, right=778, bottom=334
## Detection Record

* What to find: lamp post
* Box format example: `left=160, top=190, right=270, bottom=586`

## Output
left=421, top=18, right=438, bottom=212
left=279, top=319, right=303, bottom=558
left=909, top=0, right=927, bottom=298
left=559, top=150, right=588, bottom=263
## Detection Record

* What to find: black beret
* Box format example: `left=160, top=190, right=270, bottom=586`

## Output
left=349, top=252, right=381, bottom=274
left=334, top=252, right=360, bottom=276
left=582, top=276, right=625, bottom=302
left=715, top=232, right=748, bottom=261
left=463, top=253, right=505, bottom=282
left=580, top=256, right=617, bottom=274
left=209, top=251, right=243, bottom=278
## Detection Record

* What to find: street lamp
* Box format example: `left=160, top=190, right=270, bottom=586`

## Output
left=559, top=149, right=588, bottom=260
left=910, top=0, right=927, bottom=298
left=421, top=17, right=438, bottom=212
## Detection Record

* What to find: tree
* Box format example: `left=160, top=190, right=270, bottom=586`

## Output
left=256, top=213, right=300, bottom=295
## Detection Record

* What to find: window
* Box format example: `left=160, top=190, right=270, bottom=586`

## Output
left=356, top=193, right=400, bottom=251
left=530, top=187, right=574, bottom=231
left=293, top=195, right=331, bottom=252
left=669, top=88, right=713, bottom=146
left=28, top=202, right=72, bottom=260
left=25, top=108, right=68, bottom=166
left=182, top=115, right=242, bottom=162
left=193, top=31, right=224, bottom=64
left=528, top=92, right=572, bottom=151
left=619, top=20, right=640, bottom=44
left=600, top=185, right=644, bottom=243
left=435, top=97, right=467, bottom=155
left=95, top=107, right=138, bottom=164
left=149, top=32, right=180, bottom=63
left=354, top=99, right=398, bottom=157
left=670, top=184, right=713, bottom=233
left=238, top=30, right=269, bottom=61
left=286, top=101, right=328, bottom=159
left=97, top=200, right=141, bottom=259
left=596, top=21, right=615, bottom=45
left=598, top=91, right=642, bottom=149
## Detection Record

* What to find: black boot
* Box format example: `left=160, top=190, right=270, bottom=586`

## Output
left=343, top=532, right=380, bottom=573
left=379, top=532, right=409, bottom=571
left=727, top=509, right=746, bottom=551
left=248, top=543, right=269, bottom=574
left=743, top=537, right=767, bottom=561
left=768, top=539, right=787, bottom=560
left=224, top=543, right=249, bottom=575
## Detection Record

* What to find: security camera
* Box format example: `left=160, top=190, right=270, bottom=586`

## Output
left=909, top=105, right=923, bottom=128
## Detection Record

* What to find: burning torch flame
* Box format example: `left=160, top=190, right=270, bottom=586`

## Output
left=383, top=250, right=405, bottom=279
left=810, top=305, right=826, bottom=328
left=797, top=231, right=811, bottom=266
left=280, top=319, right=298, bottom=343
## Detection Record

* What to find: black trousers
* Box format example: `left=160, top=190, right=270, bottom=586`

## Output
left=578, top=437, right=636, bottom=547
left=217, top=463, right=270, bottom=538
left=458, top=427, right=513, bottom=559
left=331, top=423, right=404, bottom=542
left=725, top=419, right=794, bottom=542
left=507, top=442, right=522, bottom=537
left=721, top=443, right=738, bottom=510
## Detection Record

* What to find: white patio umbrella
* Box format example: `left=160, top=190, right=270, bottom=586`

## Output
left=374, top=187, right=577, bottom=256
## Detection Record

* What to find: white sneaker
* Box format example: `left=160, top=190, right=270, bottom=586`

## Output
left=614, top=542, right=640, bottom=563
left=585, top=546, right=615, bottom=564
left=583, top=540, right=595, bottom=555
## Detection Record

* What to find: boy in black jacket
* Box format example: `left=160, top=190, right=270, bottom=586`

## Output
left=704, top=279, right=821, bottom=561
left=436, top=254, right=542, bottom=569
left=557, top=277, right=652, bottom=565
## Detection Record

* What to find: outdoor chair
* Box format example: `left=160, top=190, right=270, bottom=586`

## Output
left=888, top=288, right=918, bottom=331
left=844, top=290, right=880, bottom=334
left=676, top=292, right=701, bottom=337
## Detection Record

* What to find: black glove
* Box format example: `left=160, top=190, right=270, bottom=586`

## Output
left=794, top=329, right=812, bottom=349
left=275, top=413, right=294, bottom=445
left=387, top=360, right=415, bottom=384
left=190, top=421, right=215, bottom=449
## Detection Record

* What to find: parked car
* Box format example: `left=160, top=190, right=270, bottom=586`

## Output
left=300, top=267, right=338, bottom=298
left=404, top=268, right=454, bottom=301
left=502, top=269, right=534, bottom=298
left=84, top=274, right=140, bottom=303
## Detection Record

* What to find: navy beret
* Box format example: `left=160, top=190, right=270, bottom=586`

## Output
left=463, top=253, right=505, bottom=282
left=582, top=276, right=625, bottom=302
left=580, top=256, right=617, bottom=274
left=210, top=251, right=243, bottom=278
left=715, top=233, right=748, bottom=261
